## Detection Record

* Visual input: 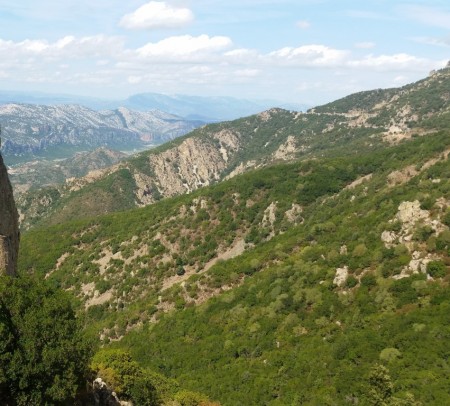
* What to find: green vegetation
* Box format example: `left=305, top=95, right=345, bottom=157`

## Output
left=90, top=349, right=218, bottom=405
left=11, top=68, right=450, bottom=404
left=0, top=275, right=91, bottom=405
left=17, top=128, right=450, bottom=404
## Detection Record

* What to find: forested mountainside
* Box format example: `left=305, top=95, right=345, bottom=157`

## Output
left=0, top=103, right=203, bottom=164
left=3, top=65, right=449, bottom=405
left=19, top=130, right=450, bottom=404
left=16, top=65, right=450, bottom=231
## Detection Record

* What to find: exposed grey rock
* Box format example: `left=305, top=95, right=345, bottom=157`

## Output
left=0, top=153, right=19, bottom=275
left=333, top=266, right=349, bottom=287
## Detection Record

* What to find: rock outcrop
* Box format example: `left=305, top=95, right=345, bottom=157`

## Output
left=0, top=153, right=19, bottom=275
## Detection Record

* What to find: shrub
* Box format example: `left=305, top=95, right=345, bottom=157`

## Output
left=379, top=348, right=402, bottom=363
left=91, top=349, right=158, bottom=403
left=352, top=244, right=368, bottom=258
left=427, top=261, right=447, bottom=278
left=361, top=274, right=377, bottom=288
left=413, top=225, right=434, bottom=242
left=174, top=390, right=209, bottom=406
left=346, top=275, right=358, bottom=288
left=441, top=210, right=450, bottom=227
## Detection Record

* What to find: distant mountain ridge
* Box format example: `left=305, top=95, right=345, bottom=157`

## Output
left=15, top=64, right=450, bottom=230
left=0, top=90, right=308, bottom=121
left=0, top=103, right=203, bottom=164
left=122, top=93, right=307, bottom=121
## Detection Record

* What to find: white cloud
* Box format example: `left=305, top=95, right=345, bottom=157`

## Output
left=127, top=75, right=142, bottom=84
left=119, top=1, right=194, bottom=30
left=223, top=48, right=260, bottom=65
left=296, top=20, right=311, bottom=29
left=0, top=35, right=124, bottom=59
left=136, top=35, right=232, bottom=59
left=0, top=30, right=445, bottom=104
left=234, top=68, right=260, bottom=77
left=96, top=60, right=110, bottom=66
left=354, top=42, right=376, bottom=49
left=347, top=53, right=438, bottom=71
left=268, top=45, right=349, bottom=67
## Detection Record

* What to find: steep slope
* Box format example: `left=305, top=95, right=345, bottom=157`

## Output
left=0, top=103, right=203, bottom=164
left=9, top=147, right=127, bottom=193
left=0, top=153, right=19, bottom=275
left=16, top=65, right=450, bottom=230
left=19, top=131, right=450, bottom=404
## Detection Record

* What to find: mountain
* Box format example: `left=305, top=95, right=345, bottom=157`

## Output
left=19, top=131, right=450, bottom=405
left=0, top=89, right=309, bottom=121
left=16, top=65, right=450, bottom=230
left=9, top=147, right=127, bottom=194
left=0, top=104, right=203, bottom=164
left=16, top=66, right=450, bottom=404
left=122, top=93, right=307, bottom=121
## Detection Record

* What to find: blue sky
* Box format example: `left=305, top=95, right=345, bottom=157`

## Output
left=0, top=0, right=448, bottom=105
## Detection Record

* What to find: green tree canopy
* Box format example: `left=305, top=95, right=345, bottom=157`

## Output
left=0, top=275, right=91, bottom=405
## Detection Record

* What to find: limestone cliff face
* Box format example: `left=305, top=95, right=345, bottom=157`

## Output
left=0, top=153, right=19, bottom=275
left=134, top=129, right=242, bottom=205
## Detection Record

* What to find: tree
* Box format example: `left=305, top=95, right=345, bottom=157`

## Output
left=367, top=364, right=393, bottom=405
left=0, top=275, right=91, bottom=405
left=91, top=349, right=159, bottom=405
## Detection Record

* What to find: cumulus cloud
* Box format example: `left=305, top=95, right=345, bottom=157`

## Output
left=0, top=35, right=124, bottom=59
left=347, top=53, right=437, bottom=71
left=0, top=31, right=445, bottom=103
left=0, top=34, right=443, bottom=77
left=234, top=69, right=260, bottom=77
left=136, top=35, right=232, bottom=59
left=268, top=45, right=349, bottom=67
left=119, top=1, right=194, bottom=30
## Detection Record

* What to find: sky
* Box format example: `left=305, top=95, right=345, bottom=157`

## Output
left=0, top=0, right=449, bottom=106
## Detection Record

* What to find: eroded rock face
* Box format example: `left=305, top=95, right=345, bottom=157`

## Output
left=0, top=153, right=19, bottom=276
left=333, top=266, right=349, bottom=287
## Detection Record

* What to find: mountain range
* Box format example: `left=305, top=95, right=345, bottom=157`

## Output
left=16, top=65, right=450, bottom=230
left=0, top=90, right=308, bottom=121
left=10, top=64, right=450, bottom=404
left=0, top=104, right=203, bottom=164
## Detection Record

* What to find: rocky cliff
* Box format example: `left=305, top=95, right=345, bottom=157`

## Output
left=0, top=152, right=19, bottom=275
